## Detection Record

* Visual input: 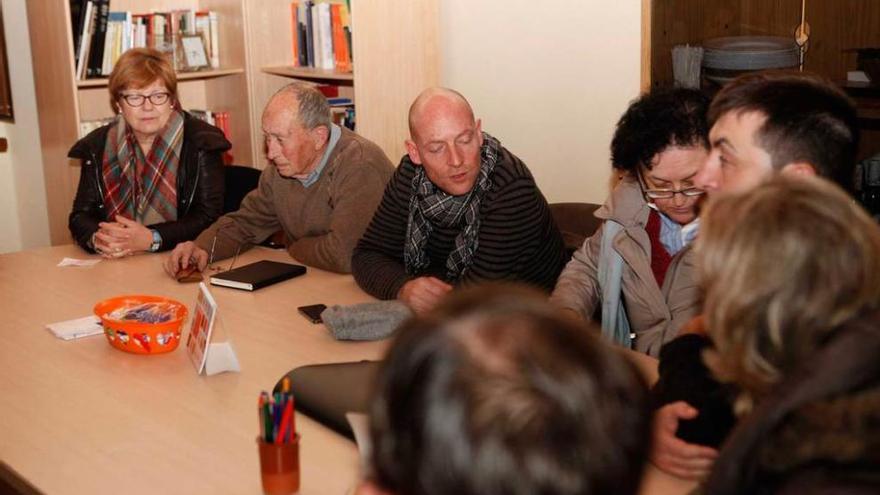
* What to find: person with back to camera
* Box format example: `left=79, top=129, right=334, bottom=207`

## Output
left=68, top=47, right=229, bottom=258
left=356, top=283, right=652, bottom=495
left=551, top=88, right=710, bottom=357
left=694, top=176, right=880, bottom=494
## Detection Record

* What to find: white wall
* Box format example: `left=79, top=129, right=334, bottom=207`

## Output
left=0, top=0, right=49, bottom=253
left=439, top=0, right=643, bottom=203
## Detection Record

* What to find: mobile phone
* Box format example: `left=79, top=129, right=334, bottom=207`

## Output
left=297, top=304, right=327, bottom=324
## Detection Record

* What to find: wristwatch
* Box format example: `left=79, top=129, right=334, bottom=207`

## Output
left=149, top=229, right=162, bottom=252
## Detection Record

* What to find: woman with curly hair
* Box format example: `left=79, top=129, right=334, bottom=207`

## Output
left=552, top=88, right=709, bottom=356
left=696, top=176, right=880, bottom=494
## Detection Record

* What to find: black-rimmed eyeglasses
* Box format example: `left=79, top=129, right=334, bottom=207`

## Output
left=643, top=187, right=705, bottom=199
left=119, top=92, right=171, bottom=107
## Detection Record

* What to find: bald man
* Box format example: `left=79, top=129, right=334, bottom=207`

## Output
left=164, top=82, right=393, bottom=275
left=352, top=88, right=566, bottom=313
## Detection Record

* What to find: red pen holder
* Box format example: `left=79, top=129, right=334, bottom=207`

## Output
left=257, top=435, right=301, bottom=495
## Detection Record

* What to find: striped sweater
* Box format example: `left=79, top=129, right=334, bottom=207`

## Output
left=352, top=146, right=566, bottom=300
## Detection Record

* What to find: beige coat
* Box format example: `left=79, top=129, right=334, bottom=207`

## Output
left=550, top=177, right=700, bottom=356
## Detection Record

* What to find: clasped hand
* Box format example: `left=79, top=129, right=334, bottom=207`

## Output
left=92, top=215, right=152, bottom=258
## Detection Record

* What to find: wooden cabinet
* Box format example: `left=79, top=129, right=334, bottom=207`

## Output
left=642, top=0, right=880, bottom=161
left=27, top=0, right=438, bottom=244
left=643, top=0, right=880, bottom=88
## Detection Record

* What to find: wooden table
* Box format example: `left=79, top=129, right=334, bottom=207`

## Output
left=0, top=245, right=695, bottom=494
left=0, top=245, right=386, bottom=494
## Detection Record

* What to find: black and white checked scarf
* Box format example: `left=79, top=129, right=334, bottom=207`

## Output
left=404, top=132, right=500, bottom=281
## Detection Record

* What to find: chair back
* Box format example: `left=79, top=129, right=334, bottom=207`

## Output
left=223, top=165, right=261, bottom=214
left=550, top=202, right=602, bottom=259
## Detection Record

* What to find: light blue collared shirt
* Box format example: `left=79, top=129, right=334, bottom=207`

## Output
left=296, top=123, right=342, bottom=188
left=649, top=203, right=699, bottom=255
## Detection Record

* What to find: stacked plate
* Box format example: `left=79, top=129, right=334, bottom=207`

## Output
left=702, top=36, right=799, bottom=84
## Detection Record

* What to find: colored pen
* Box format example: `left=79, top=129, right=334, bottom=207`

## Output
left=264, top=397, right=274, bottom=443
left=290, top=393, right=296, bottom=440
left=258, top=393, right=266, bottom=441
left=277, top=398, right=293, bottom=445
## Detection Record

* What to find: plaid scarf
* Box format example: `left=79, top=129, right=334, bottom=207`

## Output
left=404, top=132, right=500, bottom=281
left=102, top=110, right=184, bottom=222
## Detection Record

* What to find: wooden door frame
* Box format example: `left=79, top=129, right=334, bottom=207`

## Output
left=641, top=0, right=652, bottom=92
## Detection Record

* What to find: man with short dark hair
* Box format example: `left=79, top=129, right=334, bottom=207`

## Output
left=696, top=70, right=858, bottom=193
left=352, top=88, right=566, bottom=313
left=358, top=285, right=651, bottom=495
left=652, top=70, right=860, bottom=480
left=164, top=82, right=394, bottom=276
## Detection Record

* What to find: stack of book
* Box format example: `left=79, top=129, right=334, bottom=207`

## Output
left=290, top=0, right=352, bottom=72
left=70, top=1, right=221, bottom=80
left=78, top=117, right=115, bottom=138
left=189, top=109, right=231, bottom=139
left=328, top=98, right=355, bottom=131
left=190, top=109, right=234, bottom=164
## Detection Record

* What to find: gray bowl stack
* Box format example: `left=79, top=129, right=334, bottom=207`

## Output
left=702, top=36, right=799, bottom=84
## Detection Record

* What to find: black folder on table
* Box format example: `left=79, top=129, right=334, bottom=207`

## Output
left=209, top=260, right=306, bottom=291
left=274, top=360, right=381, bottom=441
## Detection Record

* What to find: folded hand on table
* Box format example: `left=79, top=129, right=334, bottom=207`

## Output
left=93, top=215, right=152, bottom=258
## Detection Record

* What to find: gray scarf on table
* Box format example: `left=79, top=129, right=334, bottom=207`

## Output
left=404, top=132, right=500, bottom=281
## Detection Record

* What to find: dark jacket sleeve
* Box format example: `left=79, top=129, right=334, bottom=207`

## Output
left=351, top=164, right=412, bottom=299
left=68, top=127, right=111, bottom=252
left=68, top=152, right=105, bottom=252
left=651, top=334, right=738, bottom=447
left=147, top=146, right=226, bottom=251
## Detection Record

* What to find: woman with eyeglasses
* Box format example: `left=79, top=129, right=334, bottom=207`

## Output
left=68, top=47, right=230, bottom=258
left=551, top=88, right=709, bottom=357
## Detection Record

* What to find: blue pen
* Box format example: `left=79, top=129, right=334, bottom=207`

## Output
left=274, top=393, right=282, bottom=439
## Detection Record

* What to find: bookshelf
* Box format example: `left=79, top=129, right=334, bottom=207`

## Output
left=27, top=0, right=438, bottom=245
left=243, top=0, right=439, bottom=169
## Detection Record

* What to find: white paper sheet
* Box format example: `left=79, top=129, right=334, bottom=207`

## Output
left=58, top=257, right=102, bottom=267
left=46, top=315, right=104, bottom=340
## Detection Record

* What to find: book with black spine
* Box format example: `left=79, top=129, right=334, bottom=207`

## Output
left=209, top=260, right=306, bottom=291
left=86, top=0, right=109, bottom=78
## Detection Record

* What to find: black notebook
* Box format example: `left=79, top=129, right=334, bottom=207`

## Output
left=209, top=260, right=306, bottom=291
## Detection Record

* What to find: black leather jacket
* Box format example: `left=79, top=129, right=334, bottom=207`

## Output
left=68, top=112, right=230, bottom=252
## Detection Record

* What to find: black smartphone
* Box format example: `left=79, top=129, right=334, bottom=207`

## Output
left=297, top=304, right=327, bottom=324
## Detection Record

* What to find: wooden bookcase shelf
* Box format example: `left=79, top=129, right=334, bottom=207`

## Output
left=261, top=66, right=354, bottom=83
left=28, top=0, right=439, bottom=245
left=76, top=67, right=247, bottom=88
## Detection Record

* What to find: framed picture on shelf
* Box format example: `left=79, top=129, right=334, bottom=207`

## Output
left=178, top=35, right=209, bottom=71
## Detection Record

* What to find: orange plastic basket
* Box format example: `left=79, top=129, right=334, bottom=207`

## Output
left=94, top=295, right=188, bottom=355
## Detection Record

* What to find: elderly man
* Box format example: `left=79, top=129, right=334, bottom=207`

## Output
left=651, top=70, right=859, bottom=480
left=351, top=88, right=566, bottom=314
left=164, top=82, right=393, bottom=276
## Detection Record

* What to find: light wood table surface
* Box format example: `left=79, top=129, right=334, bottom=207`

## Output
left=0, top=245, right=695, bottom=495
left=0, top=245, right=386, bottom=494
